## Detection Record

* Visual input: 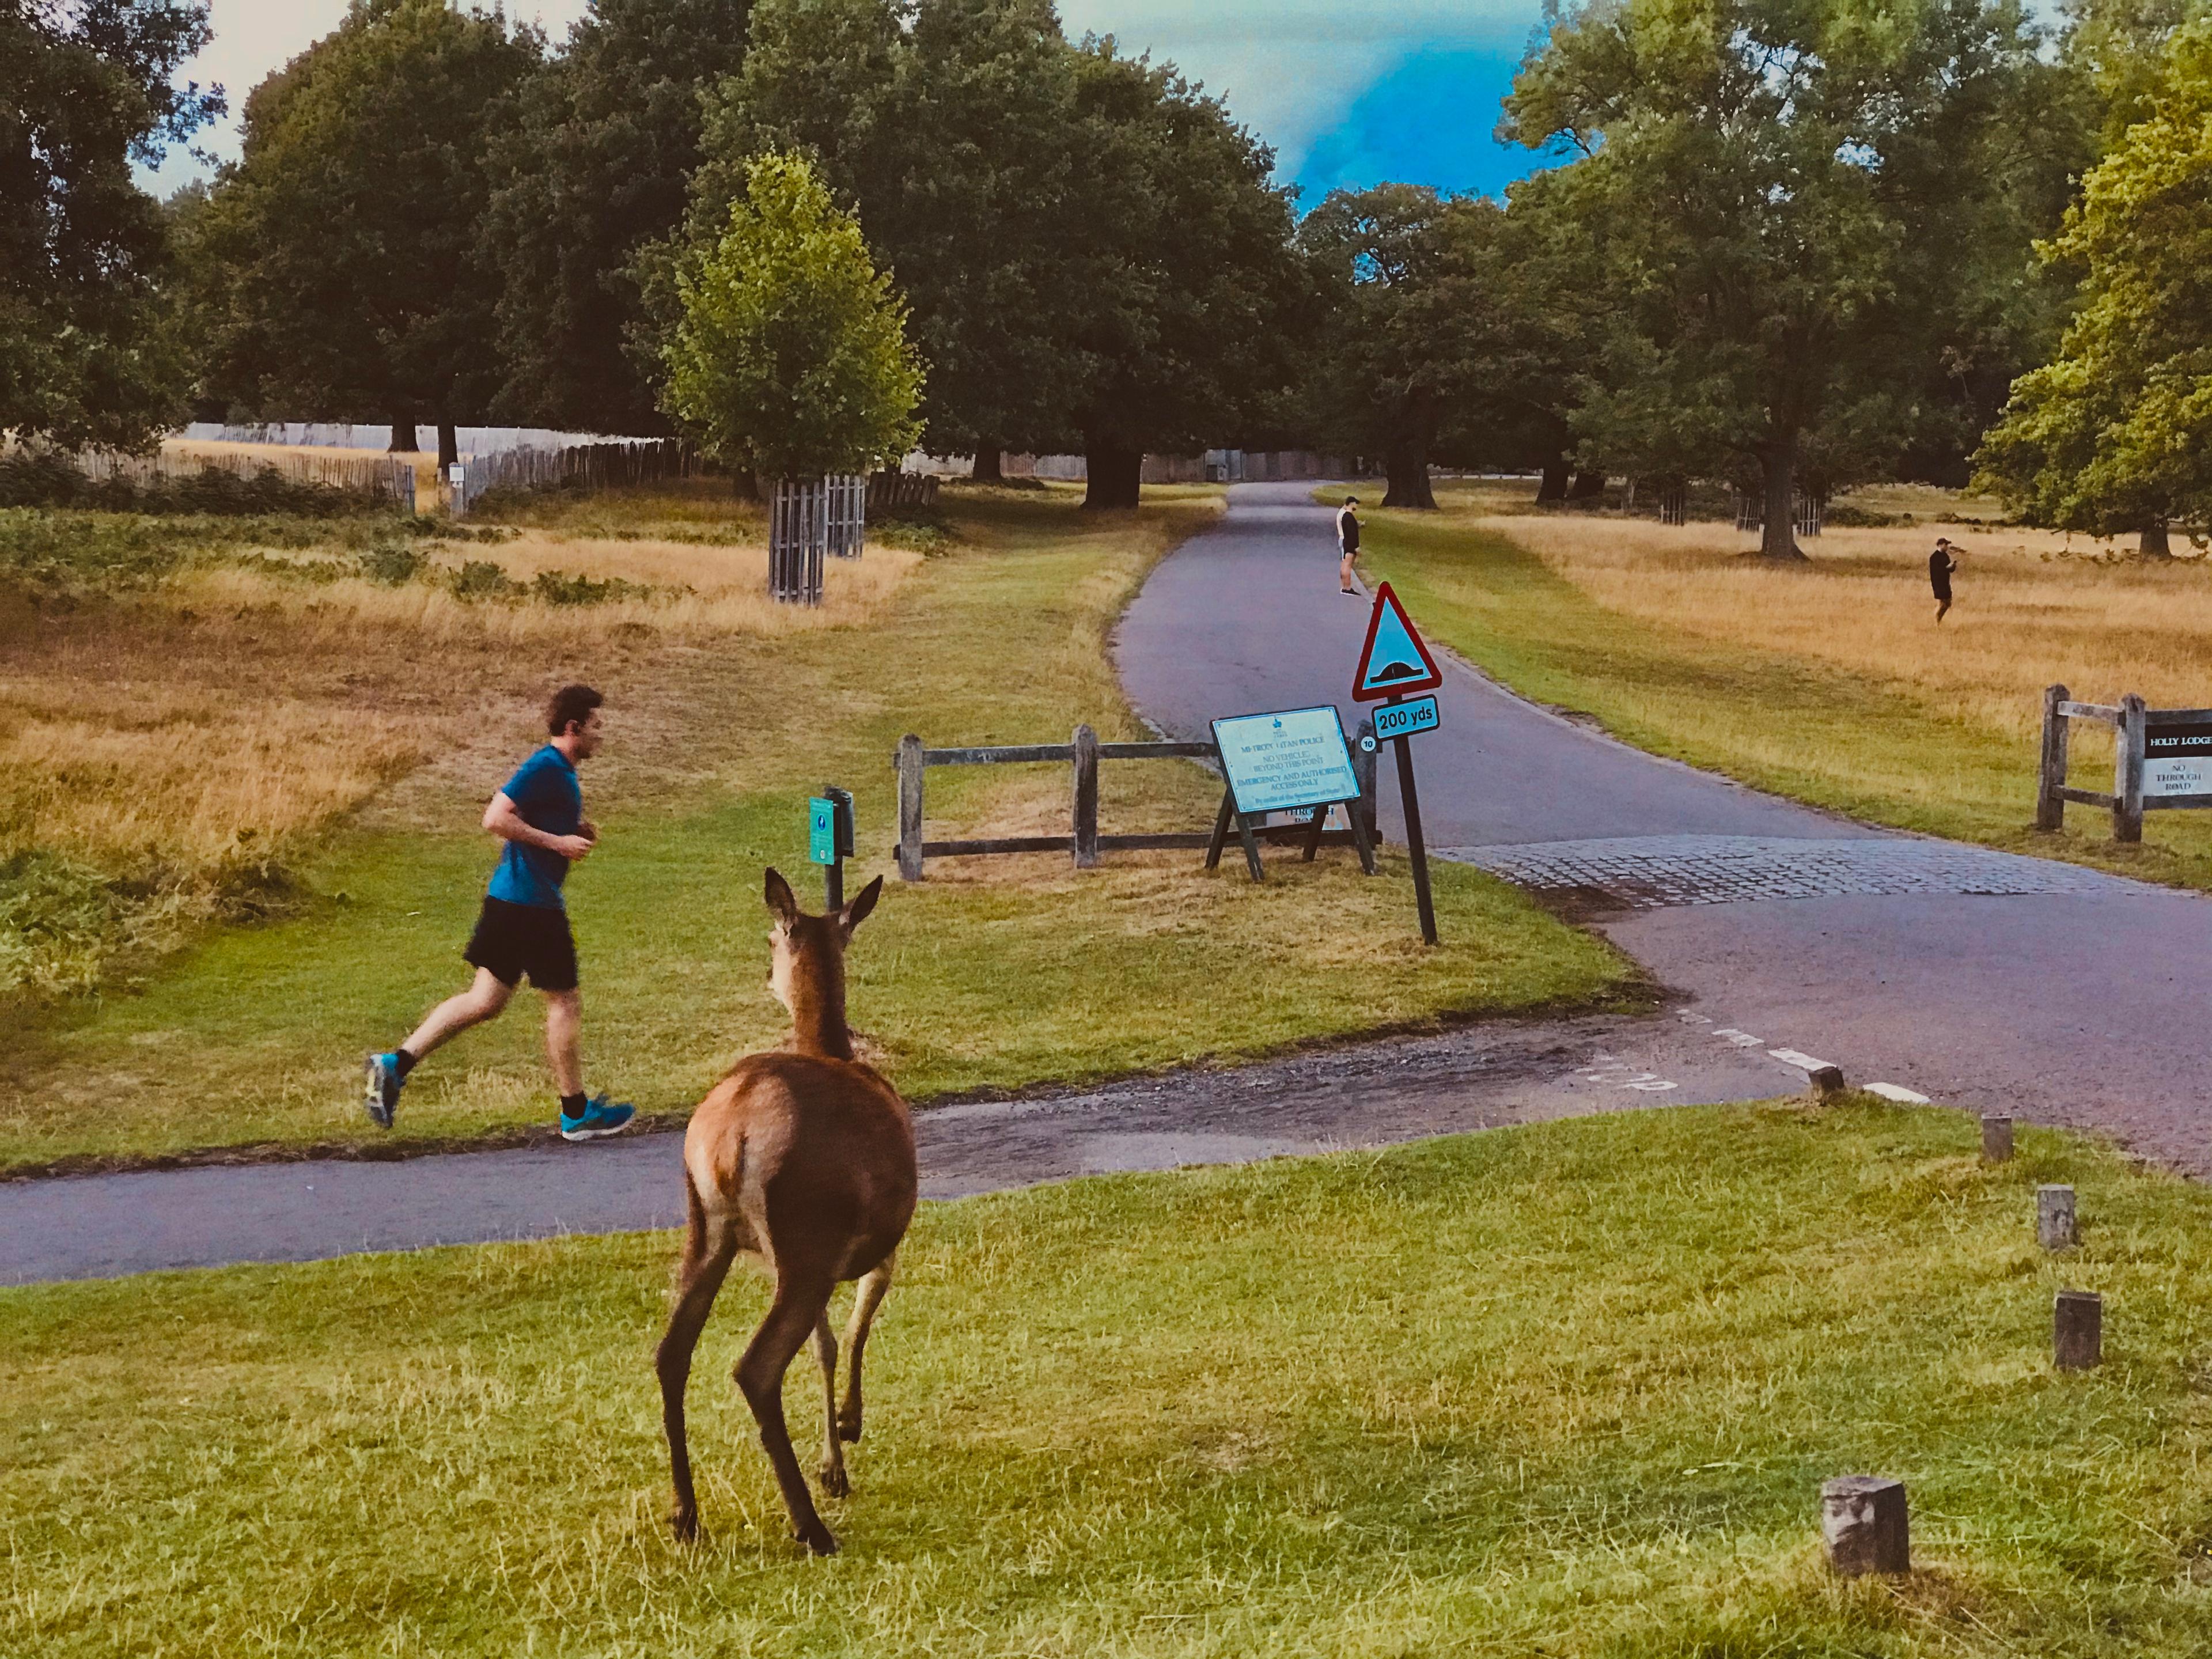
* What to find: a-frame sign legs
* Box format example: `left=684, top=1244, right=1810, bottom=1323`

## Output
left=1205, top=785, right=1266, bottom=882
left=1345, top=796, right=1377, bottom=875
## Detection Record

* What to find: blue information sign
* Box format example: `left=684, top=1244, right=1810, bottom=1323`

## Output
left=1372, top=694, right=1440, bottom=742
left=808, top=797, right=838, bottom=866
left=1211, top=706, right=1362, bottom=816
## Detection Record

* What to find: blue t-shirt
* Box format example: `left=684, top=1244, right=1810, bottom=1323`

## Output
left=486, top=745, right=582, bottom=910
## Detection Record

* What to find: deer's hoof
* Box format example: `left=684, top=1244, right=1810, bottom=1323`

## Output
left=798, top=1521, right=840, bottom=1556
left=819, top=1463, right=851, bottom=1498
left=669, top=1504, right=700, bottom=1544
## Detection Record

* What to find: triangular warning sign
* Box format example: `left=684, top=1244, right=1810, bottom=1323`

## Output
left=1352, top=581, right=1442, bottom=701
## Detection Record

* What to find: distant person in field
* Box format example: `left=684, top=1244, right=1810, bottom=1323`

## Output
left=364, top=684, right=634, bottom=1141
left=1338, top=494, right=1362, bottom=594
left=1929, top=537, right=1960, bottom=623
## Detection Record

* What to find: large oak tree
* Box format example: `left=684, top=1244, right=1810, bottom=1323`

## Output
left=484, top=0, right=752, bottom=433
left=1978, top=18, right=2212, bottom=552
left=192, top=0, right=539, bottom=461
left=3, top=0, right=222, bottom=449
left=1506, top=0, right=2067, bottom=556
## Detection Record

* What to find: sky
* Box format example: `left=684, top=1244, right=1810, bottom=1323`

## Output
left=143, top=0, right=1554, bottom=207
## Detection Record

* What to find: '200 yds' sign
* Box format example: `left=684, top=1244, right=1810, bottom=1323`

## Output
left=1372, top=694, right=1440, bottom=743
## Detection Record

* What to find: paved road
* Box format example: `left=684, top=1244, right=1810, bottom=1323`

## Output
left=5, top=1013, right=1801, bottom=1284
left=1116, top=482, right=2212, bottom=1175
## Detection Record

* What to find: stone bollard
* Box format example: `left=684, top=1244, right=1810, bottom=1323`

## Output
left=2055, top=1289, right=2103, bottom=1371
left=1821, top=1476, right=1911, bottom=1575
left=1804, top=1064, right=1846, bottom=1103
left=2037, top=1184, right=2078, bottom=1250
left=1980, top=1115, right=2014, bottom=1162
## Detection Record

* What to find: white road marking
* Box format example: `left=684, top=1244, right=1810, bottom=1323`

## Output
left=1767, top=1048, right=1838, bottom=1073
left=1712, top=1028, right=1765, bottom=1047
left=1865, top=1082, right=1931, bottom=1104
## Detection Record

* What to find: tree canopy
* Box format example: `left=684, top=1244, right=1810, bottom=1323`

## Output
left=2, top=0, right=222, bottom=449
left=658, top=150, right=925, bottom=479
left=690, top=0, right=1082, bottom=471
left=484, top=0, right=752, bottom=434
left=191, top=0, right=539, bottom=459
left=1977, top=18, right=2212, bottom=551
left=1505, top=0, right=2067, bottom=555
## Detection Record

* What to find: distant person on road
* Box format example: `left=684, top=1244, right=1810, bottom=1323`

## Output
left=1929, top=537, right=1959, bottom=623
left=364, top=684, right=634, bottom=1142
left=1338, top=495, right=1362, bottom=594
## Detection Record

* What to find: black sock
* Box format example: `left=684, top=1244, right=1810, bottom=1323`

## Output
left=560, top=1092, right=588, bottom=1119
left=393, top=1049, right=418, bottom=1081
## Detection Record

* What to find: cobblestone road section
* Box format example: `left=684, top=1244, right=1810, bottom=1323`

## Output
left=1442, top=835, right=2137, bottom=909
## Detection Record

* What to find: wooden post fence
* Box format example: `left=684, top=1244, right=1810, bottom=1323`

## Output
left=892, top=726, right=1380, bottom=880
left=2036, top=684, right=2212, bottom=842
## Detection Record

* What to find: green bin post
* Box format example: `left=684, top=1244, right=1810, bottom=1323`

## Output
left=809, top=787, right=855, bottom=909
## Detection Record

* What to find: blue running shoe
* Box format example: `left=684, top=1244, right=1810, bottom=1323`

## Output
left=363, top=1052, right=404, bottom=1128
left=560, top=1093, right=635, bottom=1142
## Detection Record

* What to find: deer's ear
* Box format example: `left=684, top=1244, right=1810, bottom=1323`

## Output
left=839, top=874, right=883, bottom=935
left=764, top=868, right=800, bottom=926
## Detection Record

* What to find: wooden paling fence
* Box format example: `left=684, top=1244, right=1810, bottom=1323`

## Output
left=868, top=469, right=938, bottom=512
left=455, top=439, right=691, bottom=513
left=2036, top=684, right=2212, bottom=842
left=29, top=443, right=417, bottom=505
left=893, top=722, right=1380, bottom=880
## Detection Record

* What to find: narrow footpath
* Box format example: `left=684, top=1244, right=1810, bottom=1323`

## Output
left=1116, top=482, right=2212, bottom=1176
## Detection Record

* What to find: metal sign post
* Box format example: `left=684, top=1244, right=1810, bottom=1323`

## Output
left=1351, top=586, right=1445, bottom=945
left=1384, top=696, right=1438, bottom=945
left=808, top=786, right=855, bottom=908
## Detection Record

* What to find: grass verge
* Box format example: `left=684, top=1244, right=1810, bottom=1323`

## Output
left=1334, top=481, right=2212, bottom=890
left=1, top=485, right=1630, bottom=1170
left=6, top=1100, right=2209, bottom=1655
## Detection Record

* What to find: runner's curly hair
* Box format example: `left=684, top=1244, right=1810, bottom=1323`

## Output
left=546, top=683, right=604, bottom=737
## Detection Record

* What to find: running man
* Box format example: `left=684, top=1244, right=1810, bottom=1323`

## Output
left=364, top=684, right=634, bottom=1141
left=1929, top=537, right=1959, bottom=623
left=1338, top=494, right=1362, bottom=593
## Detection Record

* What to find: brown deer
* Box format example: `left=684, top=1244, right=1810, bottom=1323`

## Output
left=656, top=867, right=915, bottom=1555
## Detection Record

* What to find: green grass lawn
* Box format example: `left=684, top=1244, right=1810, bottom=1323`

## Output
left=1, top=488, right=1630, bottom=1171
left=7, top=1100, right=2209, bottom=1656
left=1336, top=487, right=2212, bottom=892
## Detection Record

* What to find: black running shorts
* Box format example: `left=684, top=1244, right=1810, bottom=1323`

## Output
left=464, top=897, right=579, bottom=992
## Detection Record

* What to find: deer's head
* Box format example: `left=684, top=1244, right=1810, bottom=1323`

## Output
left=764, top=868, right=882, bottom=1041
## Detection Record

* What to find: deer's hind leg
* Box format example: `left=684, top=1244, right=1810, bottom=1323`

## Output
left=658, top=1183, right=739, bottom=1543
left=837, top=1252, right=895, bottom=1445
left=812, top=1313, right=849, bottom=1497
left=736, top=1271, right=840, bottom=1555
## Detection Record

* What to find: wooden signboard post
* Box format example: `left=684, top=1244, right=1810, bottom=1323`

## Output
left=1353, top=582, right=1445, bottom=945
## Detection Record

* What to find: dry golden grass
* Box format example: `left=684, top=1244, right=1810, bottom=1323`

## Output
left=0, top=510, right=918, bottom=994
left=1483, top=512, right=2211, bottom=740
left=196, top=537, right=918, bottom=643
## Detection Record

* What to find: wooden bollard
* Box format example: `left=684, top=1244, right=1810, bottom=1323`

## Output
left=2055, top=1289, right=2103, bottom=1371
left=1821, top=1476, right=1910, bottom=1575
left=1980, top=1115, right=2013, bottom=1162
left=1804, top=1064, right=1845, bottom=1102
left=2037, top=1184, right=2078, bottom=1250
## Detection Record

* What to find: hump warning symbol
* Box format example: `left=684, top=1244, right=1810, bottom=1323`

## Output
left=1352, top=582, right=1442, bottom=701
